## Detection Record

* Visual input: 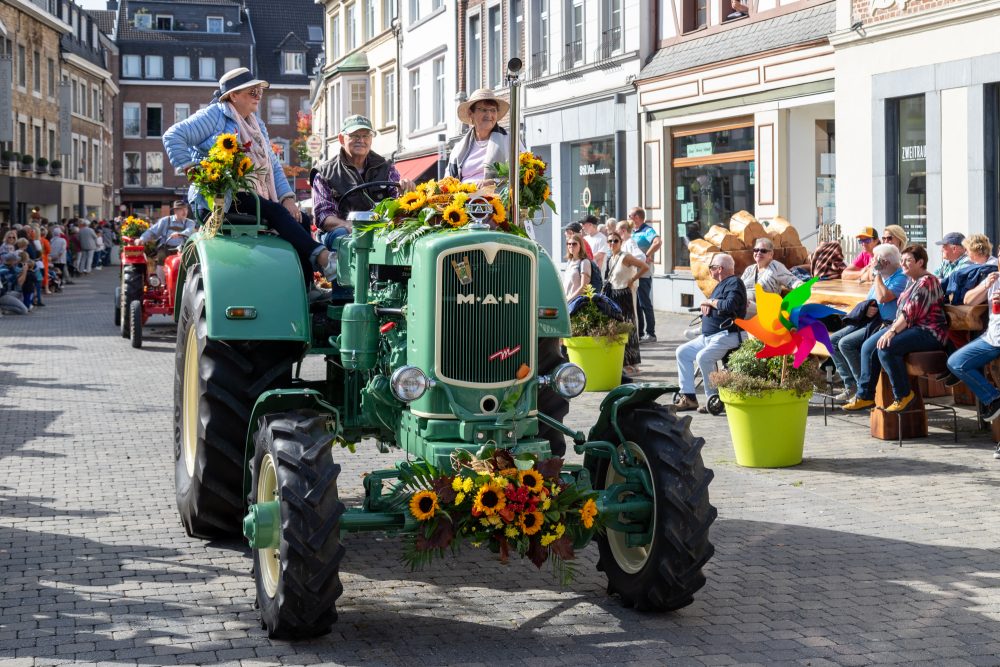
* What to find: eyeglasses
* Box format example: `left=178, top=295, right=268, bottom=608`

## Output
left=859, top=237, right=875, bottom=243
left=752, top=248, right=770, bottom=254
left=708, top=264, right=723, bottom=271
left=882, top=236, right=895, bottom=242
left=347, top=131, right=374, bottom=141
left=608, top=238, right=621, bottom=244
left=246, top=87, right=264, bottom=99
left=566, top=242, right=579, bottom=246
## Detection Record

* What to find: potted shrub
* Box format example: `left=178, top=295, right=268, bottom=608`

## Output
left=49, top=159, right=62, bottom=175
left=711, top=338, right=822, bottom=468
left=1, top=151, right=13, bottom=167
left=563, top=285, right=633, bottom=392
left=35, top=157, right=48, bottom=173
left=19, top=154, right=33, bottom=171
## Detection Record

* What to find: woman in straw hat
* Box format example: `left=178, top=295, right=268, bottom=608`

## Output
left=445, top=88, right=511, bottom=184
left=163, top=67, right=337, bottom=281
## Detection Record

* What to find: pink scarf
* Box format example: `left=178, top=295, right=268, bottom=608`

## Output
left=227, top=102, right=278, bottom=202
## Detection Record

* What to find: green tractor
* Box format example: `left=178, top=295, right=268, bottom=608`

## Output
left=172, top=187, right=716, bottom=639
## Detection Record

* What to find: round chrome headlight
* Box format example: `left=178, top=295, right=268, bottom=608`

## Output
left=550, top=363, right=586, bottom=399
left=390, top=366, right=432, bottom=402
left=147, top=275, right=162, bottom=287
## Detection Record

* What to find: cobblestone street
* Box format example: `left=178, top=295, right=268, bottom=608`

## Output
left=2, top=269, right=1000, bottom=666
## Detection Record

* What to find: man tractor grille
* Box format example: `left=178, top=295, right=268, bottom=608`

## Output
left=438, top=247, right=534, bottom=386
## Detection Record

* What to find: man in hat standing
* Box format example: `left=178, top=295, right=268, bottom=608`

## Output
left=935, top=232, right=970, bottom=280
left=140, top=201, right=196, bottom=264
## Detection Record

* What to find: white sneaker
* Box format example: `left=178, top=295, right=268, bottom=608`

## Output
left=833, top=389, right=854, bottom=402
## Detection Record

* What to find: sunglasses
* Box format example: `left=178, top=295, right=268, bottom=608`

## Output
left=566, top=242, right=579, bottom=246
left=709, top=264, right=723, bottom=270
left=247, top=87, right=264, bottom=99
left=881, top=236, right=894, bottom=242
left=608, top=238, right=621, bottom=244
left=859, top=237, right=875, bottom=243
left=752, top=248, right=770, bottom=254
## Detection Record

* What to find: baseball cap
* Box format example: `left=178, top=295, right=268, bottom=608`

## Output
left=563, top=222, right=583, bottom=233
left=172, top=200, right=189, bottom=210
left=341, top=115, right=376, bottom=136
left=856, top=226, right=877, bottom=240
left=935, top=232, right=965, bottom=246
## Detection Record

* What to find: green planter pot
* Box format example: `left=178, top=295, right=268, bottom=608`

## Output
left=719, top=388, right=811, bottom=468
left=564, top=334, right=627, bottom=392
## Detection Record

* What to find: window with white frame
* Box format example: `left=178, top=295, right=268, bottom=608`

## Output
left=601, top=0, right=622, bottom=56
left=488, top=6, right=502, bottom=88
left=175, top=103, right=191, bottom=123
left=346, top=3, right=358, bottom=51
left=531, top=0, right=548, bottom=76
left=123, top=103, right=141, bottom=137
left=409, top=69, right=420, bottom=132
left=433, top=57, right=445, bottom=125
left=146, top=105, right=163, bottom=137
left=350, top=80, right=367, bottom=116
left=33, top=50, right=40, bottom=92
left=565, top=0, right=584, bottom=67
left=92, top=88, right=99, bottom=120
left=432, top=0, right=442, bottom=10
left=174, top=56, right=191, bottom=79
left=145, top=55, right=163, bottom=78
left=146, top=151, right=163, bottom=187
left=510, top=0, right=523, bottom=60
left=382, top=0, right=394, bottom=30
left=207, top=16, right=224, bottom=33
left=124, top=151, right=141, bottom=186
left=122, top=54, right=140, bottom=78
left=224, top=57, right=241, bottom=72
left=199, top=57, right=216, bottom=80
left=283, top=52, right=305, bottom=75
left=467, top=13, right=481, bottom=93
left=155, top=15, right=173, bottom=30
left=269, top=96, right=289, bottom=125
left=409, top=0, right=420, bottom=24
left=331, top=14, right=341, bottom=60
left=382, top=69, right=396, bottom=126
left=364, top=0, right=375, bottom=40
left=94, top=140, right=101, bottom=182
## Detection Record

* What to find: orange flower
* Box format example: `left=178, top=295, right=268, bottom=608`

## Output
left=522, top=168, right=536, bottom=186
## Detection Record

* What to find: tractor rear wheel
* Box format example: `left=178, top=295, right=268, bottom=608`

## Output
left=537, top=337, right=571, bottom=457
left=113, top=286, right=121, bottom=327
left=594, top=403, right=716, bottom=612
left=129, top=300, right=143, bottom=348
left=250, top=410, right=345, bottom=639
left=173, top=263, right=300, bottom=539
left=121, top=265, right=143, bottom=339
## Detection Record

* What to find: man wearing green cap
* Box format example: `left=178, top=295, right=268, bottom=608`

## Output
left=310, top=115, right=413, bottom=244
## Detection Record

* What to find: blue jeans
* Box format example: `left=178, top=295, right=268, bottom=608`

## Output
left=321, top=225, right=350, bottom=252
left=636, top=276, right=654, bottom=337
left=829, top=324, right=869, bottom=391
left=857, top=327, right=942, bottom=401
left=947, top=335, right=1000, bottom=404
left=676, top=330, right=742, bottom=399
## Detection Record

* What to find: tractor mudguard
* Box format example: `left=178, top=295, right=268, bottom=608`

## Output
left=586, top=383, right=680, bottom=443
left=242, top=388, right=342, bottom=500
left=177, top=234, right=310, bottom=341
left=537, top=248, right=571, bottom=338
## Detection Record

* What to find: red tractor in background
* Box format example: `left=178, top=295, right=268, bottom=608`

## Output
left=114, top=238, right=181, bottom=348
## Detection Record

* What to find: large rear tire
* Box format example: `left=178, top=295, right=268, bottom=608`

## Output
left=129, top=299, right=143, bottom=348
left=173, top=263, right=301, bottom=539
left=537, top=337, right=571, bottom=457
left=250, top=410, right=345, bottom=639
left=120, top=265, right=143, bottom=339
left=113, top=286, right=121, bottom=327
left=594, top=403, right=716, bottom=611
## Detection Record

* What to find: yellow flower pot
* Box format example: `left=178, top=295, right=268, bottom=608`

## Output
left=718, top=388, right=810, bottom=468
left=564, top=335, right=627, bottom=392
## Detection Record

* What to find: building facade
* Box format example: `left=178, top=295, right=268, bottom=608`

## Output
left=832, top=0, right=1000, bottom=263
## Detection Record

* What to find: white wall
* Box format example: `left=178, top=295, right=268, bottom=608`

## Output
left=787, top=101, right=835, bottom=249
left=940, top=86, right=970, bottom=239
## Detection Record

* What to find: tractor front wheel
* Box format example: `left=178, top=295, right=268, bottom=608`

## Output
left=595, top=404, right=716, bottom=611
left=250, top=410, right=345, bottom=639
left=120, top=265, right=143, bottom=339
left=129, top=300, right=143, bottom=348
left=537, top=337, right=571, bottom=457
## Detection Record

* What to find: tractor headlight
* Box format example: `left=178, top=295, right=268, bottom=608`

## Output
left=390, top=366, right=434, bottom=402
left=147, top=275, right=161, bottom=287
left=548, top=363, right=586, bottom=399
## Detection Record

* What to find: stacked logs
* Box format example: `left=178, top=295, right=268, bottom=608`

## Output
left=689, top=212, right=810, bottom=297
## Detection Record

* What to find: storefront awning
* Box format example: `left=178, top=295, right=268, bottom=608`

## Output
left=394, top=154, right=438, bottom=183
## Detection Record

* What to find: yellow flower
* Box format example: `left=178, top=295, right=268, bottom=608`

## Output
left=460, top=182, right=478, bottom=193
left=442, top=202, right=469, bottom=228
left=454, top=492, right=466, bottom=505
left=498, top=468, right=519, bottom=478
left=452, top=477, right=464, bottom=492
left=522, top=168, right=536, bottom=186
left=540, top=533, right=556, bottom=547
left=505, top=525, right=519, bottom=538
left=519, top=151, right=534, bottom=165
left=416, top=179, right=437, bottom=194
left=540, top=523, right=565, bottom=547
left=531, top=158, right=546, bottom=172
left=489, top=196, right=506, bottom=224
left=452, top=192, right=469, bottom=207
left=542, top=185, right=551, bottom=202
left=518, top=511, right=544, bottom=536
left=408, top=490, right=439, bottom=521
left=437, top=176, right=460, bottom=193
left=461, top=477, right=473, bottom=493
left=517, top=469, right=543, bottom=493
left=208, top=145, right=234, bottom=165
left=580, top=498, right=598, bottom=529
left=216, top=133, right=240, bottom=154
left=472, top=480, right=506, bottom=516
left=542, top=498, right=551, bottom=510
left=237, top=156, right=253, bottom=177
left=397, top=191, right=427, bottom=214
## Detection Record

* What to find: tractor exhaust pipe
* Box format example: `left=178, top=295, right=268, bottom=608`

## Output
left=506, top=58, right=522, bottom=231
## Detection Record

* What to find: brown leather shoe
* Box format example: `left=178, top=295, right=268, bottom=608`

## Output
left=674, top=395, right=699, bottom=411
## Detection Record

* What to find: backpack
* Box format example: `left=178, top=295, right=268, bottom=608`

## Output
left=581, top=259, right=603, bottom=294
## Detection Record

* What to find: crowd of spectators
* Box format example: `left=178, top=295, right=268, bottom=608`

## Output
left=0, top=217, right=117, bottom=316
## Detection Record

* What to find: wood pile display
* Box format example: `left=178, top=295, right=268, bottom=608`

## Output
left=688, top=212, right=811, bottom=297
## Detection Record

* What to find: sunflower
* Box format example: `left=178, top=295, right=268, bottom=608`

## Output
left=522, top=168, right=536, bottom=186
left=489, top=196, right=506, bottom=224
left=208, top=145, right=235, bottom=166
left=237, top=156, right=253, bottom=177
left=416, top=179, right=437, bottom=195
left=498, top=468, right=518, bottom=478
left=437, top=176, right=460, bottom=193
left=518, top=511, right=544, bottom=536
left=442, top=202, right=468, bottom=228
left=397, top=191, right=427, bottom=214
left=519, top=151, right=534, bottom=165
left=472, top=480, right=506, bottom=516
left=216, top=133, right=240, bottom=154
left=542, top=185, right=551, bottom=202
left=517, top=469, right=543, bottom=493
left=459, top=182, right=478, bottom=193
left=409, top=490, right=439, bottom=521
left=580, top=498, right=598, bottom=529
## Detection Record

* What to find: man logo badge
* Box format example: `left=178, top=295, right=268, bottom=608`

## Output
left=464, top=195, right=494, bottom=226
left=456, top=293, right=519, bottom=305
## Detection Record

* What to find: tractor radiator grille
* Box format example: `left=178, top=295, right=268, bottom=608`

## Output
left=438, top=248, right=533, bottom=385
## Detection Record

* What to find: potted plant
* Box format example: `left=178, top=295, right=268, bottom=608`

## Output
left=35, top=157, right=48, bottom=173
left=1, top=151, right=13, bottom=168
left=19, top=154, right=33, bottom=171
left=563, top=285, right=633, bottom=392
left=711, top=338, right=822, bottom=468
left=49, top=159, right=62, bottom=175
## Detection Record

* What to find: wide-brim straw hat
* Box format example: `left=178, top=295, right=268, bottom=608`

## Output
left=457, top=88, right=510, bottom=125
left=218, top=67, right=269, bottom=102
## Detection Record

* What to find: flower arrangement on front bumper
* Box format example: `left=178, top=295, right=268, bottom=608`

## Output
left=494, top=151, right=557, bottom=220
left=185, top=133, right=262, bottom=238
left=398, top=448, right=601, bottom=584
left=119, top=215, right=150, bottom=241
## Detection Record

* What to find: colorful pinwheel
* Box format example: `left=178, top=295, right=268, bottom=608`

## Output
left=734, top=278, right=844, bottom=368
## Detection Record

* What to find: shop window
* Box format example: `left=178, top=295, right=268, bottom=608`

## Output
left=683, top=0, right=707, bottom=33
left=670, top=120, right=755, bottom=267
left=568, top=138, right=616, bottom=221
left=815, top=120, right=835, bottom=228
left=886, top=95, right=927, bottom=245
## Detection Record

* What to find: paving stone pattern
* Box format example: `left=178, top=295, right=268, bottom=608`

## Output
left=2, top=270, right=999, bottom=666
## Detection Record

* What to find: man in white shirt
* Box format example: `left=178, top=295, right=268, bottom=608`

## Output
left=581, top=215, right=610, bottom=275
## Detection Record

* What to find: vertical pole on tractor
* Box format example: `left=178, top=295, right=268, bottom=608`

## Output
left=506, top=58, right=523, bottom=231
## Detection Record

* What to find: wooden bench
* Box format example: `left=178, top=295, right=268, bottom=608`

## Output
left=870, top=350, right=958, bottom=446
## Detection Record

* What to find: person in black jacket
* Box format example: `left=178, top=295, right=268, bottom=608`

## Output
left=675, top=253, right=748, bottom=413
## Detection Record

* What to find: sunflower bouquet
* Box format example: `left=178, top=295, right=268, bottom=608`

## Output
left=494, top=151, right=557, bottom=220
left=119, top=215, right=150, bottom=241
left=398, top=448, right=601, bottom=584
left=185, top=133, right=261, bottom=236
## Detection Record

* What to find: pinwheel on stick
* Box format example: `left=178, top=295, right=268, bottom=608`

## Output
left=734, top=278, right=844, bottom=381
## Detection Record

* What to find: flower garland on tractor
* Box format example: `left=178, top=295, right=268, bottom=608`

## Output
left=397, top=448, right=601, bottom=584
left=185, top=133, right=262, bottom=238
left=119, top=215, right=150, bottom=241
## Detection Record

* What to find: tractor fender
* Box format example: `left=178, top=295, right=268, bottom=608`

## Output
left=587, top=382, right=680, bottom=443
left=242, top=389, right=342, bottom=502
left=175, top=234, right=310, bottom=342
left=537, top=248, right=571, bottom=338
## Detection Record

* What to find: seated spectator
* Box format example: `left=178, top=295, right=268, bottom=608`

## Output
left=934, top=232, right=969, bottom=280
left=1, top=230, right=16, bottom=255
left=881, top=225, right=908, bottom=250
left=842, top=227, right=878, bottom=282
left=740, top=237, right=802, bottom=317
left=792, top=240, right=847, bottom=282
left=829, top=244, right=907, bottom=401
left=0, top=251, right=30, bottom=315
left=942, top=234, right=998, bottom=305
left=675, top=253, right=748, bottom=413
left=844, top=245, right=948, bottom=413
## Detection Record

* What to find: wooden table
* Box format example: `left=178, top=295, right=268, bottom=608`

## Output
left=808, top=279, right=870, bottom=311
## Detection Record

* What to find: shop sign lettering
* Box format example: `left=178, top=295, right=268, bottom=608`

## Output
left=579, top=164, right=612, bottom=176
left=686, top=142, right=713, bottom=158
left=900, top=144, right=925, bottom=162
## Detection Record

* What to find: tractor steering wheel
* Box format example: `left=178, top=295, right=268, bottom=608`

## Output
left=337, top=180, right=401, bottom=206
